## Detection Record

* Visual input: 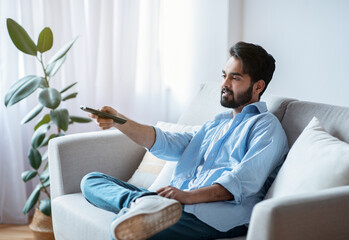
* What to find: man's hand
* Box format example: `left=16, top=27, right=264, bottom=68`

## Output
left=89, top=106, right=119, bottom=130
left=157, top=184, right=234, bottom=205
left=157, top=186, right=193, bottom=204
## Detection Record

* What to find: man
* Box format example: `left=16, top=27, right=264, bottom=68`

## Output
left=80, top=42, right=289, bottom=240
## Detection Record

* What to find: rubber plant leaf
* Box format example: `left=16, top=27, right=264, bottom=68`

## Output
left=38, top=88, right=62, bottom=109
left=43, top=176, right=50, bottom=188
left=42, top=150, right=49, bottom=162
left=37, top=27, right=53, bottom=53
left=46, top=55, right=66, bottom=77
left=70, top=115, right=92, bottom=123
left=50, top=108, right=69, bottom=131
left=21, top=170, right=38, bottom=182
left=39, top=169, right=49, bottom=182
left=31, top=123, right=50, bottom=149
left=28, top=147, right=42, bottom=170
left=4, top=76, right=42, bottom=107
left=22, top=185, right=40, bottom=214
left=39, top=198, right=51, bottom=216
left=7, top=18, right=37, bottom=56
left=48, top=36, right=78, bottom=65
left=21, top=104, right=44, bottom=124
left=62, top=92, right=78, bottom=101
left=60, top=82, right=77, bottom=94
left=34, top=114, right=51, bottom=131
left=40, top=133, right=58, bottom=147
left=39, top=78, right=49, bottom=89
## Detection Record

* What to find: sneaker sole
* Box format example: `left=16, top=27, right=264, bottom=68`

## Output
left=114, top=202, right=182, bottom=240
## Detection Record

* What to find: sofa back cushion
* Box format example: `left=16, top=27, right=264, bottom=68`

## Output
left=177, top=82, right=297, bottom=125
left=177, top=82, right=226, bottom=125
left=281, top=101, right=349, bottom=148
left=260, top=94, right=297, bottom=121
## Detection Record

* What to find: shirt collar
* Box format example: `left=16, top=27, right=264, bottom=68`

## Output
left=242, top=101, right=268, bottom=114
left=215, top=101, right=268, bottom=121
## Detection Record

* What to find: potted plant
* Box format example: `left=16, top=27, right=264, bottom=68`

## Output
left=4, top=18, right=91, bottom=239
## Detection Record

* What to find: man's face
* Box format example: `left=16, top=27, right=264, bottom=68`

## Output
left=220, top=57, right=254, bottom=109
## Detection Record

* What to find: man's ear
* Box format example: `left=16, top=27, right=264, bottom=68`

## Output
left=254, top=80, right=265, bottom=95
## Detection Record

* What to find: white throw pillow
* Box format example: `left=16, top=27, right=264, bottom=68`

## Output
left=127, top=151, right=166, bottom=189
left=265, top=117, right=349, bottom=199
left=148, top=161, right=178, bottom=192
left=128, top=122, right=201, bottom=189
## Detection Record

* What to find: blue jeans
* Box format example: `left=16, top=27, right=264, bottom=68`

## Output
left=80, top=172, right=247, bottom=240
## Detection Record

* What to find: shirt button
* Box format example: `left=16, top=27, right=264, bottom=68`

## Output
left=187, top=174, right=191, bottom=178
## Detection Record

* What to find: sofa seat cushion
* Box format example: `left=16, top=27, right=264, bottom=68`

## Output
left=52, top=193, right=115, bottom=240
left=52, top=193, right=246, bottom=240
left=265, top=117, right=349, bottom=199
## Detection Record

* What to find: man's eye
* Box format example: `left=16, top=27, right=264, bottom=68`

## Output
left=221, top=74, right=226, bottom=78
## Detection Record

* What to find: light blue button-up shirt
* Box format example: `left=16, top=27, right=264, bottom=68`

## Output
left=150, top=102, right=289, bottom=231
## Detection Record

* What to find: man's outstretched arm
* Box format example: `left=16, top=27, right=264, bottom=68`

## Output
left=157, top=184, right=234, bottom=205
left=90, top=106, right=156, bottom=149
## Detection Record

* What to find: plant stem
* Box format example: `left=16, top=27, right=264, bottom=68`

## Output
left=37, top=54, right=49, bottom=87
left=37, top=171, right=51, bottom=199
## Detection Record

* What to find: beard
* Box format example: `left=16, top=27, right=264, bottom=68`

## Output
left=220, top=84, right=253, bottom=109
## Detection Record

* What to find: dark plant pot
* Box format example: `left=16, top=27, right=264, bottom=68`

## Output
left=29, top=208, right=55, bottom=240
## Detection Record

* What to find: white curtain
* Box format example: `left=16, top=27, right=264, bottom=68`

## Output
left=0, top=0, right=229, bottom=224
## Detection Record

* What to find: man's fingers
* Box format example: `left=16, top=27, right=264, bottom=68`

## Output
left=157, top=186, right=176, bottom=199
left=156, top=186, right=167, bottom=193
left=100, top=106, right=118, bottom=115
left=98, top=122, right=113, bottom=129
left=157, top=188, right=167, bottom=196
left=159, top=190, right=173, bottom=199
left=156, top=186, right=172, bottom=194
left=89, top=113, right=98, bottom=119
left=100, top=106, right=110, bottom=112
left=97, top=117, right=114, bottom=123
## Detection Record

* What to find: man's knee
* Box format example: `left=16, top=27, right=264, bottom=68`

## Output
left=80, top=171, right=104, bottom=194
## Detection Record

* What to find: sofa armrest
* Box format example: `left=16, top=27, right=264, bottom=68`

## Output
left=48, top=130, right=145, bottom=200
left=247, top=186, right=349, bottom=240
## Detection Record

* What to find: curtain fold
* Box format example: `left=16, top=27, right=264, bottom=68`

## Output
left=0, top=0, right=229, bottom=224
left=0, top=0, right=36, bottom=224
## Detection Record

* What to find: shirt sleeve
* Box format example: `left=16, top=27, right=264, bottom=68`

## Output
left=150, top=126, right=195, bottom=161
left=213, top=115, right=289, bottom=204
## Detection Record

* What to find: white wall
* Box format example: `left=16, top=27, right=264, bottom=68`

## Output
left=237, top=0, right=349, bottom=107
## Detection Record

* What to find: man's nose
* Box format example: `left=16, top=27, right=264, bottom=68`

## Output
left=221, top=77, right=230, bottom=89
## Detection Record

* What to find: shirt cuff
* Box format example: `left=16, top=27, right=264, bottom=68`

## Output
left=214, top=173, right=243, bottom=204
left=148, top=126, right=163, bottom=154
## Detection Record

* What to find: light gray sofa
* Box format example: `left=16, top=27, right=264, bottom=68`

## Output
left=49, top=82, right=349, bottom=240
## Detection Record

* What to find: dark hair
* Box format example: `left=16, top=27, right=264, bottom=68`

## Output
left=230, top=42, right=275, bottom=97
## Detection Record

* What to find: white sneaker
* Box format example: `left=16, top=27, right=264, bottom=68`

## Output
left=111, top=195, right=182, bottom=240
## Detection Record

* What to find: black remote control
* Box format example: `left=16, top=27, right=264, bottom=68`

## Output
left=80, top=105, right=127, bottom=124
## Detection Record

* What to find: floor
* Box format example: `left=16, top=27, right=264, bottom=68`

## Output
left=0, top=223, right=33, bottom=240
